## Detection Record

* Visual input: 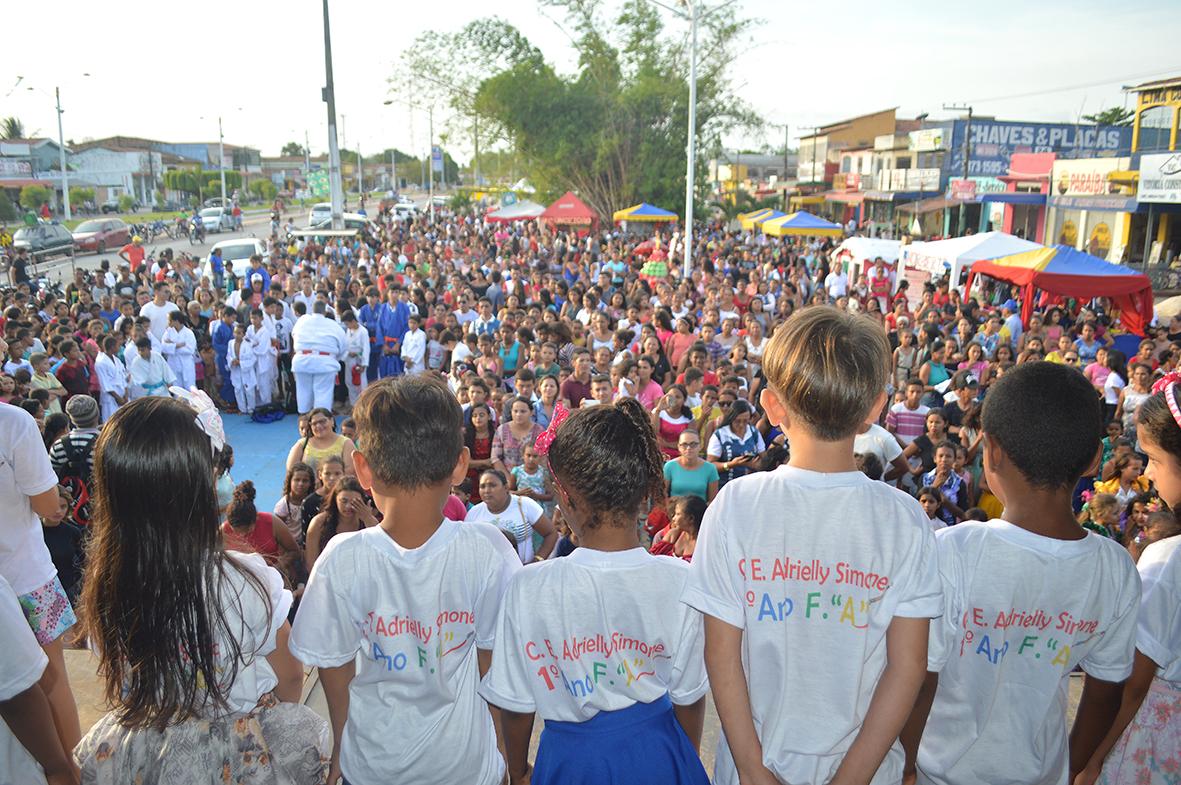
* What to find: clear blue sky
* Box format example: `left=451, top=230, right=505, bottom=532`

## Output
left=5, top=0, right=1179, bottom=160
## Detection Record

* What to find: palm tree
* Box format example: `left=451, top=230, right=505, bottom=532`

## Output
left=1, top=116, right=25, bottom=140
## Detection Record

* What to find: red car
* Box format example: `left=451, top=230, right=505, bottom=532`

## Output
left=72, top=218, right=130, bottom=254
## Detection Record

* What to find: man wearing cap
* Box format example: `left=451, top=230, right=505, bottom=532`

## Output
left=49, top=395, right=102, bottom=482
left=1000, top=299, right=1023, bottom=350
left=291, top=300, right=347, bottom=413
left=247, top=255, right=271, bottom=293
left=118, top=235, right=146, bottom=274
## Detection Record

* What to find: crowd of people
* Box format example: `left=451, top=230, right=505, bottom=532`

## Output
left=1, top=201, right=1179, bottom=785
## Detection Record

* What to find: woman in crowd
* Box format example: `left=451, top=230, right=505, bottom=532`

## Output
left=492, top=396, right=544, bottom=476
left=465, top=468, right=557, bottom=564
left=75, top=397, right=327, bottom=783
left=918, top=340, right=952, bottom=407
left=221, top=480, right=300, bottom=573
left=652, top=385, right=695, bottom=459
left=533, top=375, right=560, bottom=428
left=273, top=462, right=316, bottom=544
left=664, top=429, right=719, bottom=502
left=706, top=398, right=765, bottom=488
left=285, top=407, right=355, bottom=476
left=303, top=476, right=375, bottom=573
left=465, top=402, right=496, bottom=504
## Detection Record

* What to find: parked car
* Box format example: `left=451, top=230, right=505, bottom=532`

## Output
left=202, top=238, right=268, bottom=281
left=72, top=218, right=130, bottom=254
left=101, top=198, right=140, bottom=214
left=13, top=223, right=75, bottom=260
left=306, top=202, right=332, bottom=226
left=309, top=212, right=376, bottom=232
left=199, top=207, right=232, bottom=233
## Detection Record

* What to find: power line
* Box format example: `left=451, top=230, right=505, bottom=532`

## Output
left=963, top=66, right=1181, bottom=105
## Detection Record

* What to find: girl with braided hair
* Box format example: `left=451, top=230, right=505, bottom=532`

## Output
left=481, top=397, right=709, bottom=785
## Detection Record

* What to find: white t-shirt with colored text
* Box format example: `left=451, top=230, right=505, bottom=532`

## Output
left=683, top=465, right=942, bottom=785
left=289, top=522, right=520, bottom=785
left=481, top=547, right=707, bottom=721
left=1133, top=534, right=1181, bottom=683
left=917, top=520, right=1139, bottom=785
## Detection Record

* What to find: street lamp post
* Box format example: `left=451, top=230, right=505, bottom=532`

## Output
left=54, top=87, right=70, bottom=221
left=218, top=116, right=227, bottom=206
left=322, top=0, right=345, bottom=229
left=944, top=103, right=973, bottom=236
left=682, top=0, right=698, bottom=279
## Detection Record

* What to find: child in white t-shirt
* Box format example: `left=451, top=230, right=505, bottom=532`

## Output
left=74, top=396, right=328, bottom=784
left=290, top=376, right=521, bottom=785
left=0, top=574, right=75, bottom=785
left=481, top=397, right=709, bottom=785
left=1077, top=376, right=1181, bottom=785
left=683, top=306, right=942, bottom=785
left=902, top=362, right=1140, bottom=785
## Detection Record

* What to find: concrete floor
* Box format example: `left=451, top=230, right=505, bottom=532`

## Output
left=66, top=648, right=1080, bottom=779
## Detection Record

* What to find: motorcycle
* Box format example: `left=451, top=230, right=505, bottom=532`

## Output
left=188, top=221, right=206, bottom=245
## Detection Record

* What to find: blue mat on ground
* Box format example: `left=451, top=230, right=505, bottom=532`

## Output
left=221, top=413, right=301, bottom=511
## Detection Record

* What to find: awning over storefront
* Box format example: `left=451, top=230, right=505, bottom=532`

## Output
left=980, top=193, right=1047, bottom=206
left=896, top=196, right=966, bottom=215
left=824, top=191, right=865, bottom=204
left=1048, top=194, right=1138, bottom=212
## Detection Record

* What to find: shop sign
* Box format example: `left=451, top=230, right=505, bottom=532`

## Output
left=1052, top=158, right=1126, bottom=196
left=950, top=179, right=977, bottom=201
left=909, top=129, right=945, bottom=152
left=1049, top=194, right=1139, bottom=211
left=947, top=120, right=1131, bottom=177
left=1138, top=153, right=1181, bottom=204
left=832, top=173, right=861, bottom=191
left=0, top=159, right=31, bottom=176
left=970, top=176, right=1007, bottom=194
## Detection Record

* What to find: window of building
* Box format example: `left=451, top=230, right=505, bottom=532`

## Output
left=1138, top=105, right=1175, bottom=152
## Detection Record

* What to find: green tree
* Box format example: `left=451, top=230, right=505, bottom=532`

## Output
left=69, top=187, right=96, bottom=206
left=1082, top=107, right=1134, bottom=126
left=0, top=191, right=17, bottom=221
left=2, top=117, right=25, bottom=140
left=461, top=0, right=757, bottom=220
left=281, top=141, right=307, bottom=157
left=19, top=184, right=52, bottom=210
left=248, top=179, right=278, bottom=202
left=117, top=194, right=136, bottom=212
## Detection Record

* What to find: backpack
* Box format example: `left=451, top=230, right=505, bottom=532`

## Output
left=57, top=436, right=94, bottom=526
left=251, top=402, right=286, bottom=424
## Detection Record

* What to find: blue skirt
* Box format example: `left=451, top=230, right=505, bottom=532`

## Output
left=532, top=694, right=709, bottom=785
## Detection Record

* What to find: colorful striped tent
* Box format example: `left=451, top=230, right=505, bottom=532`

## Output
left=612, top=203, right=678, bottom=222
left=760, top=210, right=843, bottom=238
left=966, top=245, right=1154, bottom=336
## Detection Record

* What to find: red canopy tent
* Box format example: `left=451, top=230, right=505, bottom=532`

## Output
left=541, top=191, right=599, bottom=234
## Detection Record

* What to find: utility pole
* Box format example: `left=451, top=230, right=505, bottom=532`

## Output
left=356, top=144, right=363, bottom=195
left=55, top=87, right=70, bottom=220
left=304, top=129, right=311, bottom=178
left=428, top=106, right=435, bottom=221
left=218, top=116, right=227, bottom=206
left=473, top=113, right=480, bottom=187
left=322, top=0, right=344, bottom=229
left=944, top=103, right=973, bottom=236
left=682, top=0, right=698, bottom=279
left=782, top=123, right=789, bottom=210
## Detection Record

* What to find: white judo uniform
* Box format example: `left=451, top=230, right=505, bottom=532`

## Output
left=344, top=324, right=371, bottom=406
left=161, top=325, right=198, bottom=391
left=128, top=350, right=176, bottom=399
left=291, top=313, right=347, bottom=413
left=227, top=335, right=259, bottom=415
left=94, top=351, right=128, bottom=421
left=247, top=321, right=278, bottom=408
left=400, top=326, right=426, bottom=376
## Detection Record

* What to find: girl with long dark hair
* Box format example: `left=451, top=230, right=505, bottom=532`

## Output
left=303, top=476, right=375, bottom=573
left=482, top=398, right=709, bottom=785
left=75, top=397, right=328, bottom=783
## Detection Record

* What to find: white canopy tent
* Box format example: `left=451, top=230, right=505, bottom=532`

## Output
left=901, top=231, right=1042, bottom=288
left=485, top=200, right=546, bottom=223
left=832, top=237, right=902, bottom=287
